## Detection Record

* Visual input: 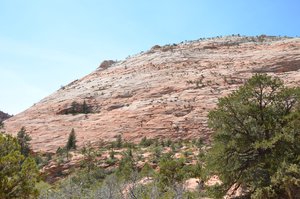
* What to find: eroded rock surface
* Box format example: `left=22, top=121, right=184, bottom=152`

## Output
left=4, top=36, right=300, bottom=152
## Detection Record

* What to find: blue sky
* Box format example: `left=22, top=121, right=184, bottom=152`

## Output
left=0, top=0, right=299, bottom=114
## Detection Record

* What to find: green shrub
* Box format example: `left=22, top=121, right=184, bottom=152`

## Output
left=0, top=133, right=39, bottom=198
left=206, top=74, right=300, bottom=198
left=139, top=136, right=154, bottom=147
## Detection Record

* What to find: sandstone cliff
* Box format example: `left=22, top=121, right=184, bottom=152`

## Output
left=4, top=35, right=300, bottom=152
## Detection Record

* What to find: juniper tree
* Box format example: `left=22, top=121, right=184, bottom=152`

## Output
left=117, top=149, right=135, bottom=180
left=206, top=74, right=300, bottom=198
left=81, top=142, right=98, bottom=173
left=82, top=100, right=89, bottom=114
left=70, top=101, right=79, bottom=115
left=66, top=128, right=77, bottom=151
left=158, top=154, right=185, bottom=190
left=116, top=134, right=122, bottom=148
left=17, top=127, right=32, bottom=157
left=0, top=133, right=39, bottom=198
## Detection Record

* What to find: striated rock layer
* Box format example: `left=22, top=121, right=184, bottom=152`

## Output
left=4, top=36, right=300, bottom=152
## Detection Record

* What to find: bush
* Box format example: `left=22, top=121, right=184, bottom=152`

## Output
left=157, top=154, right=186, bottom=190
left=117, top=149, right=135, bottom=180
left=139, top=136, right=154, bottom=147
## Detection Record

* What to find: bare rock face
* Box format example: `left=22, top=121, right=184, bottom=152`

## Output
left=4, top=36, right=300, bottom=152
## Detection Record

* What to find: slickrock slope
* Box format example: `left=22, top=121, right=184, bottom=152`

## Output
left=4, top=36, right=300, bottom=152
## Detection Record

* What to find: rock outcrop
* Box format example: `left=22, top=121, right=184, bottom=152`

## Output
left=0, top=111, right=12, bottom=123
left=4, top=35, right=300, bottom=152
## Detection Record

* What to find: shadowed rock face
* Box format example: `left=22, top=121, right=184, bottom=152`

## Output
left=0, top=111, right=12, bottom=123
left=98, top=60, right=116, bottom=70
left=4, top=36, right=300, bottom=152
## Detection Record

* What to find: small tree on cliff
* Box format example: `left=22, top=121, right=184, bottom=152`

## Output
left=82, top=100, right=89, bottom=114
left=206, top=74, right=300, bottom=198
left=0, top=133, right=39, bottom=198
left=17, top=127, right=32, bottom=157
left=66, top=128, right=77, bottom=151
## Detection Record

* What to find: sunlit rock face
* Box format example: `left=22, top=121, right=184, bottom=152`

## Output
left=4, top=36, right=300, bottom=152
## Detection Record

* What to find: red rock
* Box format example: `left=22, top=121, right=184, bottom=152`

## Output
left=4, top=36, right=300, bottom=152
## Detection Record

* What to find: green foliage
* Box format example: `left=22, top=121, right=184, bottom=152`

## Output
left=158, top=154, right=186, bottom=189
left=140, top=162, right=154, bottom=178
left=153, top=146, right=162, bottom=159
left=181, top=162, right=203, bottom=179
left=70, top=101, right=79, bottom=115
left=39, top=168, right=109, bottom=199
left=17, top=127, right=32, bottom=157
left=34, top=153, right=51, bottom=168
left=105, top=149, right=117, bottom=166
left=171, top=142, right=177, bottom=153
left=38, top=137, right=210, bottom=198
left=56, top=146, right=65, bottom=156
left=66, top=128, right=77, bottom=151
left=165, top=139, right=172, bottom=147
left=67, top=100, right=91, bottom=115
left=0, top=133, right=39, bottom=198
left=115, top=134, right=122, bottom=148
left=139, top=136, right=154, bottom=147
left=81, top=142, right=99, bottom=173
left=160, top=139, right=165, bottom=147
left=122, top=141, right=136, bottom=149
left=109, top=149, right=115, bottom=160
left=206, top=74, right=300, bottom=198
left=195, top=137, right=204, bottom=148
left=116, top=149, right=135, bottom=180
left=82, top=100, right=89, bottom=114
left=126, top=148, right=133, bottom=158
left=105, top=158, right=117, bottom=166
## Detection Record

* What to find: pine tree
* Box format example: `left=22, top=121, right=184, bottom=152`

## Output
left=140, top=162, right=154, bottom=178
left=66, top=128, right=77, bottom=151
left=81, top=142, right=97, bottom=173
left=158, top=154, right=185, bottom=190
left=82, top=100, right=89, bottom=114
left=117, top=149, right=135, bottom=180
left=17, top=127, right=32, bottom=157
left=206, top=74, right=300, bottom=198
left=70, top=101, right=79, bottom=115
left=116, top=134, right=122, bottom=148
left=0, top=133, right=39, bottom=198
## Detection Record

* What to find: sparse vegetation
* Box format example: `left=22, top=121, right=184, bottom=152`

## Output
left=37, top=139, right=207, bottom=199
left=61, top=100, right=92, bottom=115
left=3, top=55, right=300, bottom=199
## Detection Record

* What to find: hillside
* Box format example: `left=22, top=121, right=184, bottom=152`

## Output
left=4, top=35, right=300, bottom=152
